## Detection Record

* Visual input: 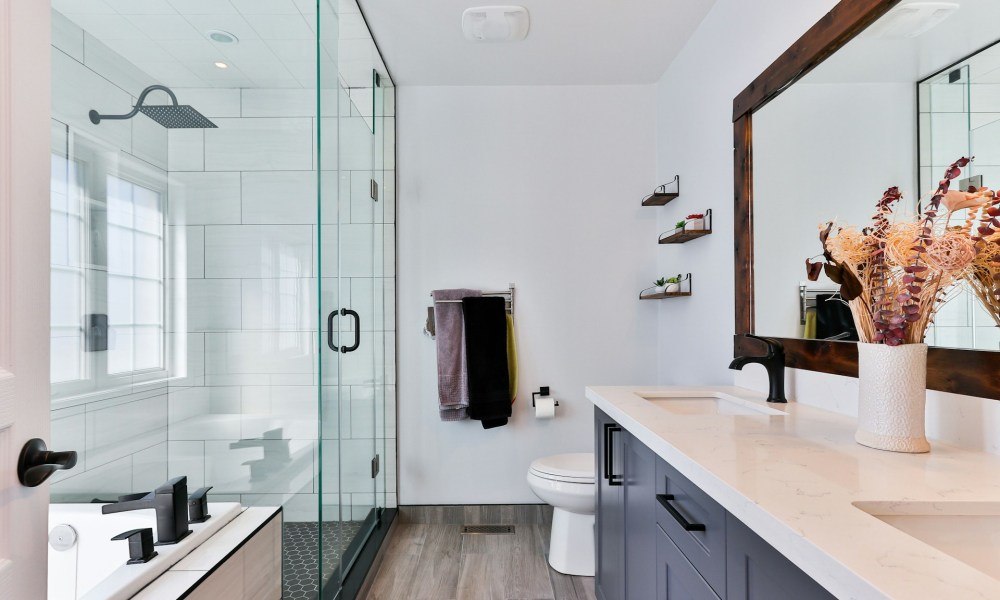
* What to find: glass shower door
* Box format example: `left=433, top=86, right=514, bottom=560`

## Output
left=318, top=0, right=380, bottom=593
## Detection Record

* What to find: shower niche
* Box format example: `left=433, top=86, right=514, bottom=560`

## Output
left=47, top=0, right=396, bottom=598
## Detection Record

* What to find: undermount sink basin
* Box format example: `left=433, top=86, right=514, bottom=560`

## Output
left=854, top=501, right=1000, bottom=581
left=637, top=392, right=786, bottom=416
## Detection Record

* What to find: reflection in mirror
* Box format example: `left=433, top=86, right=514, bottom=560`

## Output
left=752, top=0, right=1000, bottom=350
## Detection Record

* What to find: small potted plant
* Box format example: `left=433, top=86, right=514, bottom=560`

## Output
left=652, top=277, right=669, bottom=294
left=662, top=276, right=681, bottom=294
left=684, top=213, right=705, bottom=231
left=674, top=219, right=687, bottom=232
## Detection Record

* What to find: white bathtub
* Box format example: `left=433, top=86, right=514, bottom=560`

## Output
left=48, top=502, right=242, bottom=600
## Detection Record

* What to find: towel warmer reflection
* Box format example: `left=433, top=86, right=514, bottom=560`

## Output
left=799, top=284, right=844, bottom=325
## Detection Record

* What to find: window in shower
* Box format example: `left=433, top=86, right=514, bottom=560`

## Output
left=105, top=174, right=166, bottom=375
left=50, top=136, right=168, bottom=402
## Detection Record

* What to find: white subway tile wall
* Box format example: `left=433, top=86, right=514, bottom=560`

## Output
left=49, top=14, right=397, bottom=521
left=920, top=73, right=1000, bottom=350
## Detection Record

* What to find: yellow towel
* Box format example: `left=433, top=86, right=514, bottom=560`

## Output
left=507, top=314, right=518, bottom=403
left=803, top=310, right=817, bottom=339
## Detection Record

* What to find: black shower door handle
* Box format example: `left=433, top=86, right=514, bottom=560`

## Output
left=327, top=309, right=361, bottom=353
left=342, top=309, right=360, bottom=352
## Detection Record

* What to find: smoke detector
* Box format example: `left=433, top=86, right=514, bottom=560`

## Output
left=866, top=2, right=960, bottom=39
left=462, top=6, right=529, bottom=42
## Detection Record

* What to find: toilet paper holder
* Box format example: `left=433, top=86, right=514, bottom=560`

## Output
left=532, top=387, right=559, bottom=407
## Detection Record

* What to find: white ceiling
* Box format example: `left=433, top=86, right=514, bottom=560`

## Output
left=801, top=0, right=1000, bottom=85
left=54, top=0, right=390, bottom=90
left=357, top=0, right=718, bottom=86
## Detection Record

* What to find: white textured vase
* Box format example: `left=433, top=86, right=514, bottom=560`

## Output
left=855, top=342, right=930, bottom=453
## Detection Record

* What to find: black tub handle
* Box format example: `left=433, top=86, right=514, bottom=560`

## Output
left=657, top=494, right=706, bottom=532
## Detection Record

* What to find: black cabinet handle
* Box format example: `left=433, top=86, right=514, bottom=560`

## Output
left=327, top=308, right=361, bottom=353
left=603, top=423, right=623, bottom=486
left=657, top=494, right=706, bottom=532
left=18, top=438, right=77, bottom=487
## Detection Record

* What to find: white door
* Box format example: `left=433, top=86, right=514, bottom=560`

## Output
left=0, top=0, right=53, bottom=598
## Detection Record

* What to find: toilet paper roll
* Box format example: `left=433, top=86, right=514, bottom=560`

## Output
left=535, top=397, right=556, bottom=419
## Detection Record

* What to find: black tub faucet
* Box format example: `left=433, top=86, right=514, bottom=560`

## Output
left=729, top=334, right=787, bottom=403
left=101, top=476, right=191, bottom=545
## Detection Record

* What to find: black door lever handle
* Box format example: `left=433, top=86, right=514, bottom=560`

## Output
left=18, top=438, right=78, bottom=487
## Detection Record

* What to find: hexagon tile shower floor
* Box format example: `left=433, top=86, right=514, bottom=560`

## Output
left=282, top=521, right=364, bottom=600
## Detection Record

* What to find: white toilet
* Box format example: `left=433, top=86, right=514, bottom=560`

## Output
left=526, top=452, right=595, bottom=576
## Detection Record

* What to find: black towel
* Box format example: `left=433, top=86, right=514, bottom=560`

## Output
left=461, top=296, right=511, bottom=429
left=816, top=294, right=859, bottom=341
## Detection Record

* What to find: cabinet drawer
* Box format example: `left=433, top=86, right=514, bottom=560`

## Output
left=656, top=458, right=726, bottom=597
left=656, top=524, right=721, bottom=600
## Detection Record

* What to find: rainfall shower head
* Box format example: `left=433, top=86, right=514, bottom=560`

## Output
left=89, top=84, right=217, bottom=129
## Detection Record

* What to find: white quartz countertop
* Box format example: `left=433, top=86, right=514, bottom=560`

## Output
left=587, top=385, right=1000, bottom=600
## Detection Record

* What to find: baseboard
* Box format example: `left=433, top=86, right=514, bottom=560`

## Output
left=398, top=504, right=553, bottom=525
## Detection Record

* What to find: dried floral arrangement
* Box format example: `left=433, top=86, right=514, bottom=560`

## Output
left=806, top=157, right=999, bottom=346
left=967, top=192, right=1000, bottom=327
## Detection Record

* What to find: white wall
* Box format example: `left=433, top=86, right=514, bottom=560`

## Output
left=654, top=0, right=842, bottom=388
left=397, top=85, right=659, bottom=504
left=655, top=0, right=1000, bottom=455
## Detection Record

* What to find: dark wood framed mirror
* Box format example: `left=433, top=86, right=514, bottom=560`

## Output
left=733, top=0, right=1000, bottom=400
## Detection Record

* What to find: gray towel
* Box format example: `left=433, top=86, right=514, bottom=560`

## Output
left=433, top=288, right=482, bottom=421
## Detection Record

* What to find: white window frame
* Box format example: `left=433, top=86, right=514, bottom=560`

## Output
left=50, top=127, right=170, bottom=406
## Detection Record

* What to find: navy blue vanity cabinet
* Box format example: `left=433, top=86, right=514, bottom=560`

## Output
left=596, top=409, right=625, bottom=600
left=595, top=408, right=837, bottom=600
left=726, top=514, right=836, bottom=600
left=656, top=524, right=722, bottom=600
left=623, top=433, right=658, bottom=600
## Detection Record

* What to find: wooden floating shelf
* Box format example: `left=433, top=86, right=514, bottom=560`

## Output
left=639, top=291, right=692, bottom=300
left=638, top=273, right=693, bottom=300
left=641, top=175, right=680, bottom=206
left=659, top=228, right=712, bottom=244
left=659, top=209, right=713, bottom=244
left=642, top=192, right=680, bottom=207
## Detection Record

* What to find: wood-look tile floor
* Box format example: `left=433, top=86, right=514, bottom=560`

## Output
left=362, top=522, right=597, bottom=600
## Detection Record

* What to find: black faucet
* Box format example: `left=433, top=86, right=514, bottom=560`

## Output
left=101, top=476, right=191, bottom=545
left=729, top=334, right=787, bottom=403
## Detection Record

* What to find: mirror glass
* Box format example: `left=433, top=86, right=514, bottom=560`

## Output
left=753, top=0, right=1000, bottom=349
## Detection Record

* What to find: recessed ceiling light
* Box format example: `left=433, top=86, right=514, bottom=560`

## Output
left=214, top=61, right=229, bottom=69
left=206, top=29, right=239, bottom=44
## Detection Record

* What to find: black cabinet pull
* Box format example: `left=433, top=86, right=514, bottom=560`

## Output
left=603, top=423, right=623, bottom=486
left=657, top=494, right=706, bottom=532
left=327, top=308, right=361, bottom=353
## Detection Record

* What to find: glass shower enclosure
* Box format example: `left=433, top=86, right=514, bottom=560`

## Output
left=47, top=0, right=396, bottom=597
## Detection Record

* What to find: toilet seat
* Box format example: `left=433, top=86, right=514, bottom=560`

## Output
left=528, top=453, right=594, bottom=483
